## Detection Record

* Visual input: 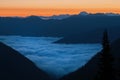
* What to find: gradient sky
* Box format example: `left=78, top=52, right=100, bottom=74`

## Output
left=0, top=0, right=120, bottom=16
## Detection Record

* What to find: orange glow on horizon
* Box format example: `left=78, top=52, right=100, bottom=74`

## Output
left=0, top=8, right=80, bottom=17
left=1, top=0, right=120, bottom=17
left=0, top=8, right=120, bottom=17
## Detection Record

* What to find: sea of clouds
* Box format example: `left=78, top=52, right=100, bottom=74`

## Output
left=0, top=36, right=101, bottom=78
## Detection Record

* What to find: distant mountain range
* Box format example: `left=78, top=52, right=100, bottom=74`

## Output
left=40, top=14, right=70, bottom=20
left=0, top=12, right=120, bottom=43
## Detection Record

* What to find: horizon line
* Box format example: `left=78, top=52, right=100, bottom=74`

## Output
left=0, top=11, right=120, bottom=17
left=0, top=8, right=120, bottom=17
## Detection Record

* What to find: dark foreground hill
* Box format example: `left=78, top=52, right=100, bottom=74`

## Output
left=59, top=38, right=120, bottom=80
left=0, top=42, right=51, bottom=80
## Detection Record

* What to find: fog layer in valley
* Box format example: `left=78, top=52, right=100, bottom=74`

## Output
left=0, top=36, right=101, bottom=78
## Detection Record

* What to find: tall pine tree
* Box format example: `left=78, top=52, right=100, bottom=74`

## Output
left=95, top=30, right=114, bottom=80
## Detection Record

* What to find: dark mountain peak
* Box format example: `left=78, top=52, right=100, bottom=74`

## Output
left=79, top=11, right=89, bottom=16
left=0, top=42, right=51, bottom=80
left=25, top=15, right=43, bottom=21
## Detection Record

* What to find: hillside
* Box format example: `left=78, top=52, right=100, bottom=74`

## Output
left=59, top=38, right=120, bottom=80
left=0, top=42, right=51, bottom=80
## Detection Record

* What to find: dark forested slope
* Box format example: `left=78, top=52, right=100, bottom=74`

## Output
left=0, top=42, right=51, bottom=80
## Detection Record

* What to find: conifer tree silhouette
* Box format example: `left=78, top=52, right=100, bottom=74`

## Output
left=95, top=30, right=114, bottom=80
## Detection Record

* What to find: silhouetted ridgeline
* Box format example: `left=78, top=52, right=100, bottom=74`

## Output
left=0, top=42, right=51, bottom=80
left=0, top=12, right=120, bottom=43
left=54, top=29, right=103, bottom=43
left=59, top=37, right=120, bottom=80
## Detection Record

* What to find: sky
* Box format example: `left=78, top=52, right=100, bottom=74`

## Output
left=0, top=0, right=120, bottom=16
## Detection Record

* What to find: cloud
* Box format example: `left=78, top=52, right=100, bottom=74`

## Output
left=0, top=36, right=101, bottom=78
